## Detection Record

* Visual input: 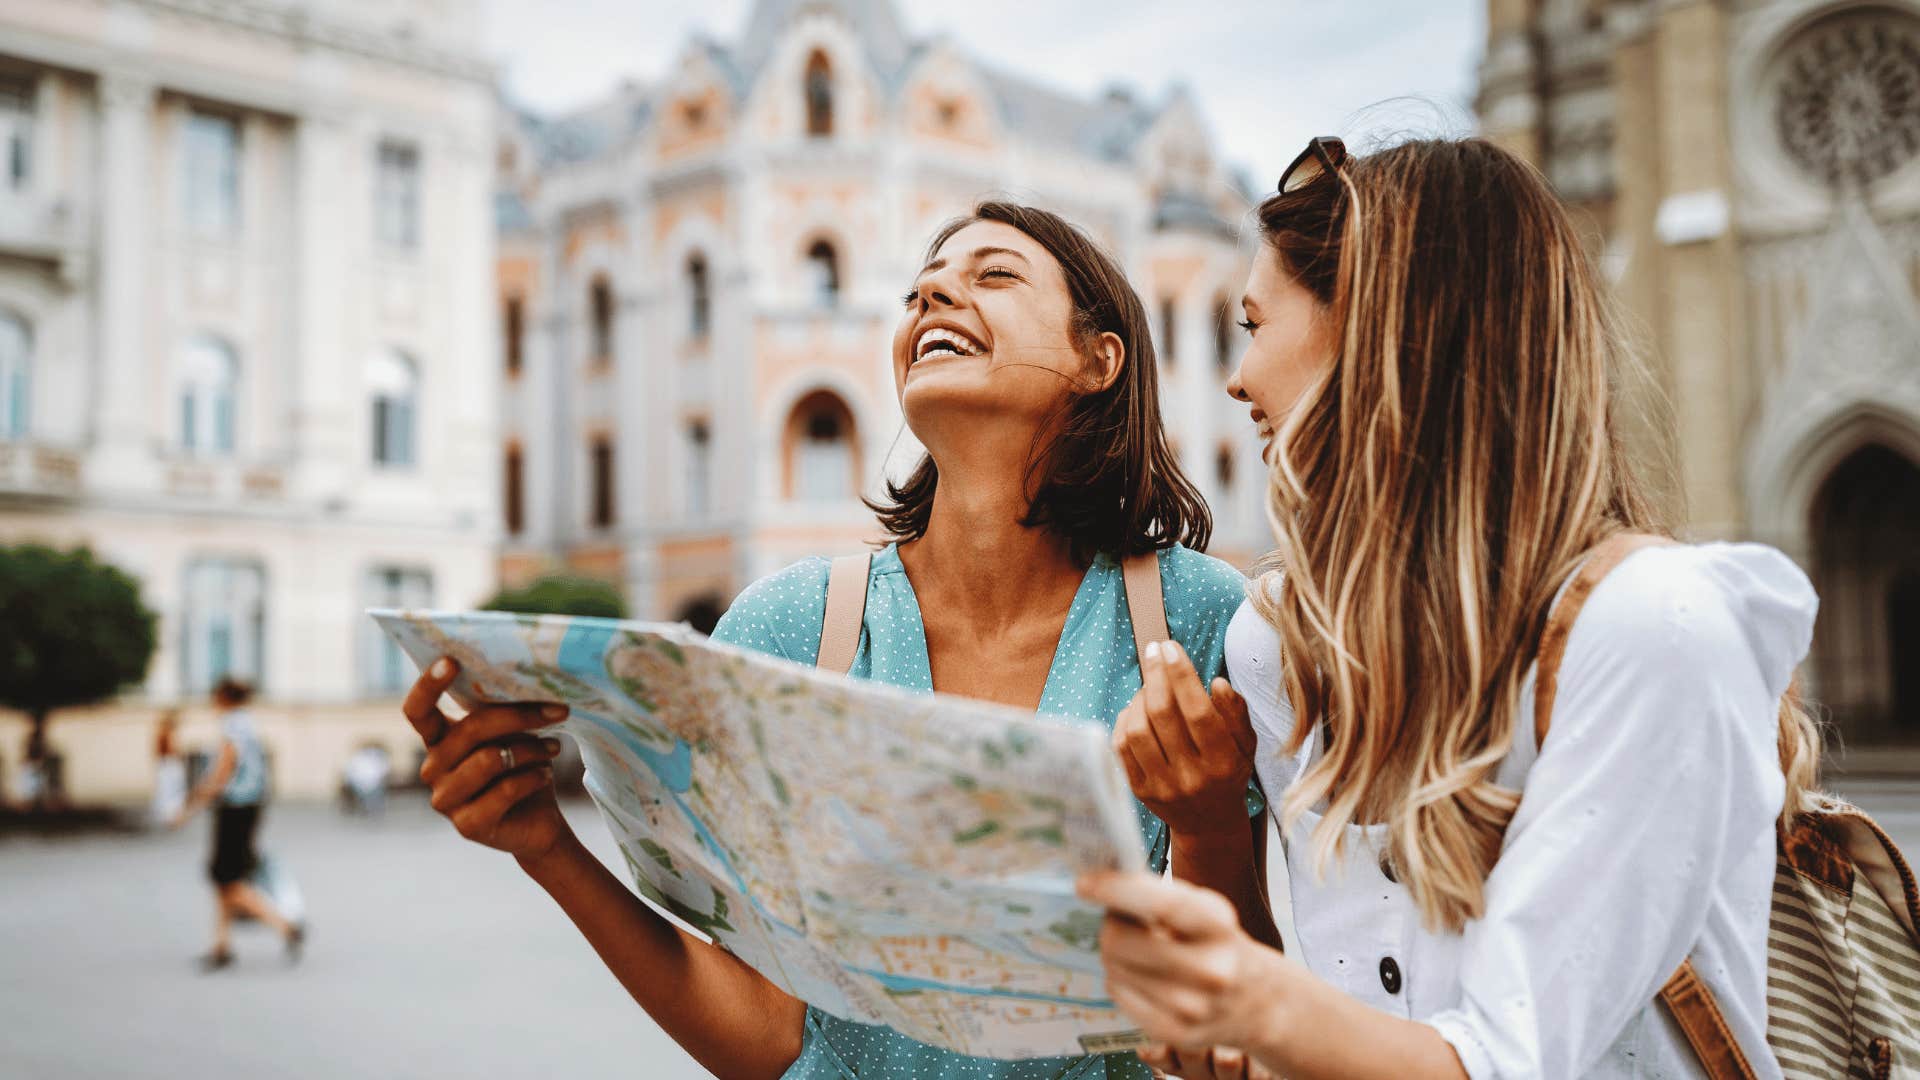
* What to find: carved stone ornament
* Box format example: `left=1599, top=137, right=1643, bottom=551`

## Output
left=1775, top=11, right=1920, bottom=187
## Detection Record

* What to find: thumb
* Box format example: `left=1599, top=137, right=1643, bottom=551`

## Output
left=1210, top=679, right=1255, bottom=758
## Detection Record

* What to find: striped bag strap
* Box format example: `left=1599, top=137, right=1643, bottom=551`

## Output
left=1531, top=531, right=1756, bottom=1080
left=816, top=554, right=872, bottom=675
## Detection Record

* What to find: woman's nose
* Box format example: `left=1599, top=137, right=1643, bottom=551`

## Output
left=1225, top=368, right=1250, bottom=402
left=923, top=286, right=956, bottom=308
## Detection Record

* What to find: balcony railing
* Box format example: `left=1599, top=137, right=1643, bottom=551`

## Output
left=0, top=441, right=82, bottom=499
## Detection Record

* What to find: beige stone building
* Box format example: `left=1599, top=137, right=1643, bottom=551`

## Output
left=494, top=0, right=1266, bottom=631
left=0, top=0, right=498, bottom=800
left=1478, top=0, right=1920, bottom=756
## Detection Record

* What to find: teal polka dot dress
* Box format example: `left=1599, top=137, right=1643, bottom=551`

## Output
left=710, top=543, right=1248, bottom=1079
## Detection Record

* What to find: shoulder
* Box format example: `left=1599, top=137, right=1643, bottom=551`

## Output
left=1565, top=542, right=1817, bottom=704
left=710, top=557, right=833, bottom=664
left=1157, top=545, right=1249, bottom=679
left=1157, top=544, right=1248, bottom=625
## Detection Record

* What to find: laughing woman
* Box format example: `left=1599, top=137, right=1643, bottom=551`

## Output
left=398, top=202, right=1258, bottom=1079
left=1083, top=137, right=1819, bottom=1080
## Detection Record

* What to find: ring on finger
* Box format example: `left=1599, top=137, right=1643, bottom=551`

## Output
left=499, top=745, right=516, bottom=770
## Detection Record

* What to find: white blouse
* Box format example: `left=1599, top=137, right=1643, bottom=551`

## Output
left=1225, top=543, right=1817, bottom=1080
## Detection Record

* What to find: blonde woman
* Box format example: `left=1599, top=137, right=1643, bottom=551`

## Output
left=1088, top=137, right=1819, bottom=1079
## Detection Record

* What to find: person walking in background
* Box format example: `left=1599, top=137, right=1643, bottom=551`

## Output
left=148, top=711, right=187, bottom=829
left=172, top=677, right=304, bottom=971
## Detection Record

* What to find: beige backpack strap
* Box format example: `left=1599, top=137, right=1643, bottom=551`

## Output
left=817, top=553, right=872, bottom=675
left=1121, top=551, right=1169, bottom=661
left=1531, top=532, right=1755, bottom=1080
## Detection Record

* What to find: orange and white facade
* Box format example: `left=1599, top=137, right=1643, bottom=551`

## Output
left=497, top=0, right=1270, bottom=624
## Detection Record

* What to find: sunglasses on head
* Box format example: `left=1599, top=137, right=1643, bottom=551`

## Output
left=1278, top=136, right=1348, bottom=193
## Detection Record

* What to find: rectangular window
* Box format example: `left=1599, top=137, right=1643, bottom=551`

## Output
left=0, top=76, right=33, bottom=192
left=591, top=436, right=615, bottom=528
left=685, top=421, right=710, bottom=517
left=504, top=296, right=524, bottom=376
left=375, top=140, right=420, bottom=250
left=363, top=566, right=433, bottom=695
left=505, top=444, right=524, bottom=535
left=184, top=109, right=240, bottom=237
left=182, top=558, right=267, bottom=694
left=373, top=395, right=415, bottom=468
left=1159, top=298, right=1177, bottom=367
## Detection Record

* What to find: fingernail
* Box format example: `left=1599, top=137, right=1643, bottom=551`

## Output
left=542, top=738, right=561, bottom=754
left=1143, top=641, right=1162, bottom=663
left=1170, top=641, right=1188, bottom=663
left=430, top=658, right=453, bottom=679
left=542, top=704, right=568, bottom=720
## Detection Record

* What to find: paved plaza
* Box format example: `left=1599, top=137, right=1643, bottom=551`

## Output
left=3, top=777, right=1918, bottom=1079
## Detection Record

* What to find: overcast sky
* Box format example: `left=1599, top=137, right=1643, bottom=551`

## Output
left=482, top=0, right=1487, bottom=187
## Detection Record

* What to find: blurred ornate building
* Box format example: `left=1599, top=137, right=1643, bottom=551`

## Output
left=494, top=0, right=1263, bottom=631
left=1479, top=0, right=1920, bottom=753
left=0, top=0, right=498, bottom=797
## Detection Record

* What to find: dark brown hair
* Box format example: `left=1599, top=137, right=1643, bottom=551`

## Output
left=868, top=201, right=1210, bottom=562
left=213, top=676, right=254, bottom=707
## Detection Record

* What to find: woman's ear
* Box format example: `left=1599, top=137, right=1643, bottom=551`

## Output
left=1085, top=331, right=1125, bottom=392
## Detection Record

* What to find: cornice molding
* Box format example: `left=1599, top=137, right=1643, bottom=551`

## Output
left=127, top=0, right=495, bottom=84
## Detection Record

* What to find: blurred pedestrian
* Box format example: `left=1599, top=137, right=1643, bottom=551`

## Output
left=171, top=677, right=304, bottom=971
left=149, top=710, right=187, bottom=828
left=340, top=742, right=391, bottom=816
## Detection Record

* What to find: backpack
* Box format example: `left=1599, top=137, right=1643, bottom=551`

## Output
left=1537, top=534, right=1920, bottom=1079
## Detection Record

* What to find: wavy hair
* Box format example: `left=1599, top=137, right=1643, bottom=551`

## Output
left=1250, top=138, right=1821, bottom=931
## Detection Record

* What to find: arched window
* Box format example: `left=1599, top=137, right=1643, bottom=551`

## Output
left=1213, top=294, right=1234, bottom=372
left=785, top=390, right=857, bottom=501
left=805, top=239, right=840, bottom=309
left=687, top=253, right=711, bottom=339
left=369, top=348, right=418, bottom=468
left=589, top=275, right=614, bottom=363
left=503, top=295, right=524, bottom=376
left=0, top=310, right=29, bottom=438
left=590, top=434, right=616, bottom=527
left=804, top=51, right=834, bottom=137
left=179, top=335, right=238, bottom=456
left=504, top=443, right=524, bottom=536
left=1215, top=441, right=1235, bottom=493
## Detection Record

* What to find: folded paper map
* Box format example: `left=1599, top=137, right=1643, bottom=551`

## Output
left=370, top=609, right=1150, bottom=1060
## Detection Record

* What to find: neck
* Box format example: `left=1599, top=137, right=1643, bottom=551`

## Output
left=898, top=457, right=1083, bottom=626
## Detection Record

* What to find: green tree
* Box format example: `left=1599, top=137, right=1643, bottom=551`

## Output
left=0, top=544, right=158, bottom=760
left=481, top=574, right=628, bottom=619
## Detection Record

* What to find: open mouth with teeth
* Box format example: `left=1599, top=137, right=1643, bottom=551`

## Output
left=914, top=325, right=987, bottom=363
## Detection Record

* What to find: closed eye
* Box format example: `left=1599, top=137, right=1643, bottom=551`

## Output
left=901, top=289, right=920, bottom=307
left=1237, top=318, right=1259, bottom=334
left=977, top=267, right=1022, bottom=283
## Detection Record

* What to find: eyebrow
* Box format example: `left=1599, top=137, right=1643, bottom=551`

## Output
left=918, top=245, right=1033, bottom=276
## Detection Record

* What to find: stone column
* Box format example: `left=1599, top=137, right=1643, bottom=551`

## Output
left=288, top=108, right=356, bottom=504
left=1653, top=0, right=1746, bottom=539
left=1607, top=0, right=1683, bottom=522
left=1479, top=0, right=1544, bottom=165
left=92, top=73, right=157, bottom=487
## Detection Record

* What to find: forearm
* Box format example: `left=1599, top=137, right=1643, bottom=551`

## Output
left=518, top=836, right=804, bottom=1080
left=1170, top=815, right=1281, bottom=950
left=1240, top=949, right=1467, bottom=1080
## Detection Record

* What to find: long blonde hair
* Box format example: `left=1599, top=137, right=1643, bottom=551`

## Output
left=1251, top=138, right=1821, bottom=932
